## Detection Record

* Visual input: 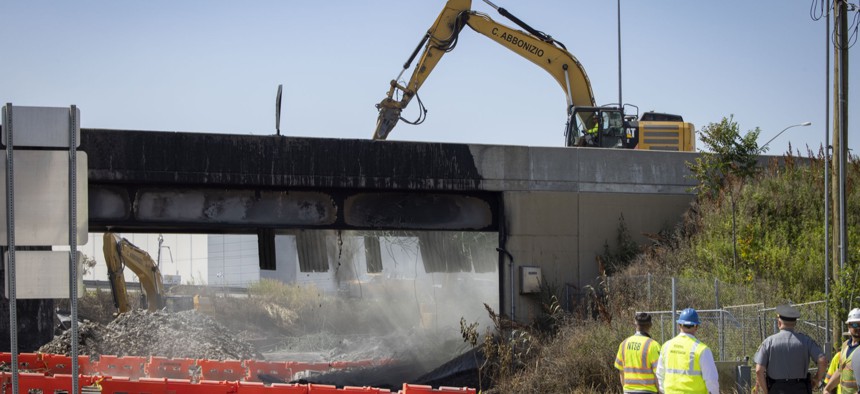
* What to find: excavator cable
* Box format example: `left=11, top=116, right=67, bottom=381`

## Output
left=399, top=93, right=428, bottom=126
left=432, top=12, right=468, bottom=53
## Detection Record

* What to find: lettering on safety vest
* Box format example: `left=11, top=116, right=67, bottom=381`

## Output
left=627, top=342, right=642, bottom=351
left=491, top=28, right=545, bottom=57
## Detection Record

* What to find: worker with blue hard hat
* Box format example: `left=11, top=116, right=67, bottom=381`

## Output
left=655, top=308, right=720, bottom=393
left=755, top=304, right=826, bottom=394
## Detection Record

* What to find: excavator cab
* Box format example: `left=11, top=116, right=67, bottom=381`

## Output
left=566, top=107, right=632, bottom=148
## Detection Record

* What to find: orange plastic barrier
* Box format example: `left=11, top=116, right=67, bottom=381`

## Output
left=96, top=355, right=148, bottom=380
left=14, top=353, right=48, bottom=373
left=287, top=361, right=332, bottom=374
left=146, top=356, right=197, bottom=379
left=2, top=372, right=97, bottom=393
left=401, top=384, right=476, bottom=394
left=0, top=353, right=475, bottom=393
left=41, top=354, right=97, bottom=375
left=237, top=380, right=309, bottom=393
left=435, top=387, right=476, bottom=393
left=199, top=358, right=247, bottom=381
left=166, top=377, right=239, bottom=394
left=245, top=359, right=293, bottom=382
left=99, top=376, right=169, bottom=393
left=330, top=360, right=383, bottom=369
left=98, top=376, right=236, bottom=394
left=307, top=383, right=342, bottom=394
left=343, top=386, right=391, bottom=393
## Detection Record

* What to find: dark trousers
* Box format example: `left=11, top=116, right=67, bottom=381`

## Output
left=768, top=379, right=811, bottom=394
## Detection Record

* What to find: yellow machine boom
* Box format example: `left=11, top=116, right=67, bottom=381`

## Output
left=373, top=0, right=594, bottom=141
left=372, top=0, right=695, bottom=152
left=103, top=233, right=165, bottom=313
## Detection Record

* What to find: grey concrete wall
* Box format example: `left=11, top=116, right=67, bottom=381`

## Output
left=473, top=146, right=698, bottom=322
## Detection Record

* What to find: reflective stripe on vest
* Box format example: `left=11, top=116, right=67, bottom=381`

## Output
left=841, top=341, right=858, bottom=394
left=618, top=334, right=660, bottom=392
left=663, top=335, right=708, bottom=393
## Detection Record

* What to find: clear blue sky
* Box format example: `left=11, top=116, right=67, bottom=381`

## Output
left=1, top=1, right=856, bottom=154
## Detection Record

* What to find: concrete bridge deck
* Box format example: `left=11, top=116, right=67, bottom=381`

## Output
left=81, top=128, right=697, bottom=321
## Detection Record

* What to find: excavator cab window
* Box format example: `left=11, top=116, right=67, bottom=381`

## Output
left=567, top=107, right=629, bottom=148
left=603, top=111, right=624, bottom=137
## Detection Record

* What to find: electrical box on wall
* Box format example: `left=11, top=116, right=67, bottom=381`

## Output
left=520, top=266, right=542, bottom=294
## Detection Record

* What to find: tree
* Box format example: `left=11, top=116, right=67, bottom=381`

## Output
left=687, top=115, right=762, bottom=199
left=80, top=253, right=97, bottom=277
left=686, top=116, right=762, bottom=267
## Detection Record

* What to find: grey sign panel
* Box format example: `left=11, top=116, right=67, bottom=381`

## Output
left=0, top=151, right=88, bottom=245
left=5, top=251, right=83, bottom=299
left=1, top=105, right=81, bottom=148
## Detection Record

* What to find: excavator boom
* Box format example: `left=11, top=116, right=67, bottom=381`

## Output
left=373, top=0, right=595, bottom=140
left=103, top=233, right=165, bottom=313
left=372, top=0, right=694, bottom=152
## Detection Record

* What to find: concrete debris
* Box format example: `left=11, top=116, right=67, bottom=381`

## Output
left=38, top=309, right=260, bottom=360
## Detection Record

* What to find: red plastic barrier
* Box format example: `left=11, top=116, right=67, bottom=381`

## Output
left=3, top=372, right=97, bottom=393
left=147, top=356, right=197, bottom=379
left=98, top=376, right=237, bottom=394
left=401, top=384, right=476, bottom=394
left=287, top=361, right=332, bottom=373
left=245, top=359, right=293, bottom=382
left=199, top=358, right=247, bottom=381
left=99, top=376, right=169, bottom=393
left=236, top=381, right=309, bottom=393
left=343, top=386, right=391, bottom=393
left=42, top=354, right=72, bottom=374
left=166, top=377, right=239, bottom=394
left=96, top=355, right=148, bottom=380
left=41, top=354, right=97, bottom=375
left=307, top=383, right=342, bottom=394
left=15, top=353, right=48, bottom=372
left=435, top=387, right=476, bottom=393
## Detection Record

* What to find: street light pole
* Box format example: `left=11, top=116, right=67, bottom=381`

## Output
left=761, top=122, right=813, bottom=150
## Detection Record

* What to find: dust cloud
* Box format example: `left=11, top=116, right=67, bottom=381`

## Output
left=258, top=230, right=500, bottom=387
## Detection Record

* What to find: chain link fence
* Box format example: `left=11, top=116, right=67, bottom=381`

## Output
left=605, top=274, right=830, bottom=363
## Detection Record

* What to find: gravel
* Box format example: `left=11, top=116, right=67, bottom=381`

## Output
left=38, top=309, right=260, bottom=360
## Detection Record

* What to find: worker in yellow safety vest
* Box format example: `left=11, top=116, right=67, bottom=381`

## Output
left=655, top=308, right=720, bottom=393
left=825, top=308, right=860, bottom=394
left=615, top=312, right=661, bottom=393
left=588, top=113, right=600, bottom=135
left=825, top=351, right=843, bottom=394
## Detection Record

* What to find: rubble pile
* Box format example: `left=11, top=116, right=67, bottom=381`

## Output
left=39, top=310, right=260, bottom=360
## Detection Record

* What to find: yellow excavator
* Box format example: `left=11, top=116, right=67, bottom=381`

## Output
left=372, top=0, right=694, bottom=151
left=103, top=233, right=197, bottom=313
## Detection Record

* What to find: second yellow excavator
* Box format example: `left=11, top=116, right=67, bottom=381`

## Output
left=103, top=233, right=199, bottom=313
left=373, top=0, right=694, bottom=151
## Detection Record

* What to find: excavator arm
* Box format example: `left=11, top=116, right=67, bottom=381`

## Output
left=373, top=0, right=596, bottom=140
left=103, top=233, right=165, bottom=313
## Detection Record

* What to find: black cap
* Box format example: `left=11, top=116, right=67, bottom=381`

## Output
left=776, top=304, right=800, bottom=321
left=635, top=312, right=651, bottom=324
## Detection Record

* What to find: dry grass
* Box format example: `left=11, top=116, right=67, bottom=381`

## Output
left=491, top=318, right=627, bottom=393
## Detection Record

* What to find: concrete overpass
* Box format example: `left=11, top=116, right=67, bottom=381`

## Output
left=81, top=128, right=697, bottom=322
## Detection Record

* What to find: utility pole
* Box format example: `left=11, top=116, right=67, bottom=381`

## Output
left=832, top=0, right=849, bottom=347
